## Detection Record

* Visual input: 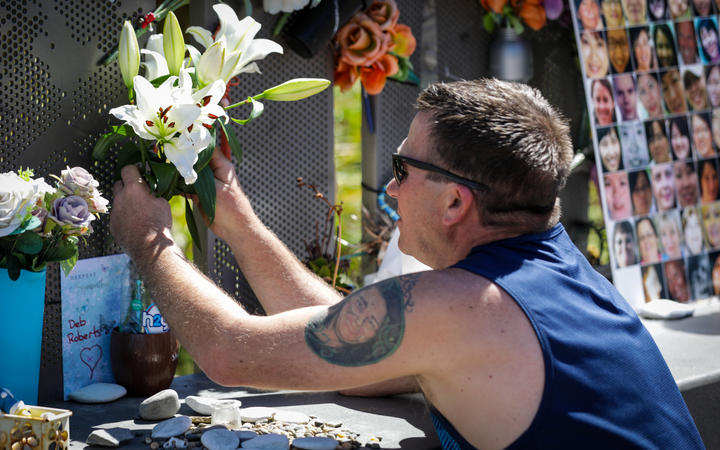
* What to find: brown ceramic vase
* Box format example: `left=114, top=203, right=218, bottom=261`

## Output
left=110, top=328, right=179, bottom=397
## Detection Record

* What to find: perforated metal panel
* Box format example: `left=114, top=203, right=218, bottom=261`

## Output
left=1, top=0, right=155, bottom=402
left=193, top=1, right=336, bottom=314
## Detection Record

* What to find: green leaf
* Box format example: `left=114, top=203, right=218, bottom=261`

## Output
left=10, top=216, right=42, bottom=235
left=194, top=164, right=216, bottom=225
left=93, top=132, right=126, bottom=161
left=150, top=74, right=172, bottom=87
left=483, top=13, right=496, bottom=33
left=60, top=248, right=79, bottom=276
left=218, top=119, right=243, bottom=162
left=230, top=98, right=264, bottom=125
left=508, top=15, right=524, bottom=35
left=113, top=141, right=143, bottom=180
left=6, top=253, right=20, bottom=280
left=185, top=197, right=203, bottom=256
left=15, top=232, right=43, bottom=255
left=149, top=161, right=177, bottom=197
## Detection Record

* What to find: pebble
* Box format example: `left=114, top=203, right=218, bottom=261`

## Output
left=163, top=437, right=187, bottom=448
left=185, top=396, right=241, bottom=416
left=140, top=389, right=181, bottom=420
left=239, top=406, right=276, bottom=423
left=68, top=383, right=127, bottom=403
left=273, top=411, right=310, bottom=424
left=152, top=416, right=192, bottom=439
left=236, top=430, right=258, bottom=441
left=200, top=428, right=239, bottom=450
left=86, top=428, right=134, bottom=447
left=291, top=436, right=339, bottom=450
left=241, top=433, right=289, bottom=449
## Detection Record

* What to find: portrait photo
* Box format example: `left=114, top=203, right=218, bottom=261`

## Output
left=598, top=126, right=624, bottom=171
left=645, top=119, right=673, bottom=162
left=701, top=200, right=720, bottom=248
left=603, top=0, right=627, bottom=26
left=614, top=73, right=640, bottom=120
left=669, top=116, right=692, bottom=160
left=630, top=26, right=658, bottom=72
left=591, top=78, right=618, bottom=125
left=581, top=30, right=610, bottom=79
left=613, top=220, right=639, bottom=267
left=711, top=107, right=720, bottom=148
left=651, top=162, right=677, bottom=211
left=649, top=0, right=668, bottom=19
left=637, top=216, right=664, bottom=263
left=705, top=64, right=720, bottom=106
left=605, top=171, right=634, bottom=219
left=630, top=169, right=656, bottom=215
left=658, top=210, right=684, bottom=258
left=621, top=122, right=651, bottom=168
left=676, top=20, right=699, bottom=64
left=637, top=72, right=665, bottom=119
left=668, top=0, right=692, bottom=19
left=642, top=264, right=667, bottom=301
left=653, top=22, right=679, bottom=68
left=577, top=0, right=605, bottom=29
left=623, top=0, right=649, bottom=24
left=663, top=259, right=690, bottom=301
left=608, top=28, right=633, bottom=73
left=698, top=158, right=720, bottom=202
left=661, top=69, right=688, bottom=114
left=683, top=65, right=709, bottom=111
left=683, top=206, right=706, bottom=254
left=710, top=250, right=720, bottom=294
left=696, top=17, right=720, bottom=63
left=687, top=253, right=711, bottom=299
left=691, top=112, right=715, bottom=158
left=674, top=160, right=700, bottom=207
left=692, top=0, right=714, bottom=16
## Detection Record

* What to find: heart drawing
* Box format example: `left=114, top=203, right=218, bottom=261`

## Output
left=80, top=345, right=102, bottom=379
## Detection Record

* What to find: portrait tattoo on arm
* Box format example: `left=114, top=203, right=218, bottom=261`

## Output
left=304, top=274, right=419, bottom=366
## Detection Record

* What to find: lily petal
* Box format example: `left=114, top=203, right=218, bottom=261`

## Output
left=186, top=26, right=214, bottom=51
left=140, top=49, right=170, bottom=82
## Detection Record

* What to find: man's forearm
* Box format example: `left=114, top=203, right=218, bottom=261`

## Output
left=220, top=213, right=343, bottom=315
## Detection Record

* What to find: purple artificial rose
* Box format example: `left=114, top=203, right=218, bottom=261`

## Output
left=49, top=195, right=95, bottom=230
left=59, top=166, right=99, bottom=197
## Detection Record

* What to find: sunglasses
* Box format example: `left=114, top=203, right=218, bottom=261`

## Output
left=391, top=153, right=490, bottom=192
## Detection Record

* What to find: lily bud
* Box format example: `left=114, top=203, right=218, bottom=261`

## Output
left=260, top=78, right=331, bottom=101
left=118, top=21, right=140, bottom=89
left=163, top=11, right=186, bottom=76
left=197, top=41, right=225, bottom=87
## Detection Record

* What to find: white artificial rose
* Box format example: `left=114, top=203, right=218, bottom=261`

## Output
left=0, top=172, right=37, bottom=237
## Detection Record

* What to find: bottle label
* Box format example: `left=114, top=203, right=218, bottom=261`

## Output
left=142, top=303, right=170, bottom=334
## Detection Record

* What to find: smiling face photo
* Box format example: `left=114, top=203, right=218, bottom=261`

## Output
left=592, top=79, right=617, bottom=125
left=608, top=28, right=633, bottom=73
left=683, top=67, right=709, bottom=110
left=599, top=127, right=624, bottom=171
left=674, top=161, right=700, bottom=206
left=605, top=171, right=633, bottom=219
left=677, top=21, right=699, bottom=64
left=582, top=31, right=610, bottom=78
left=651, top=162, right=677, bottom=211
left=603, top=0, right=628, bottom=25
left=654, top=24, right=679, bottom=68
left=630, top=169, right=655, bottom=215
left=614, top=74, right=639, bottom=120
left=662, top=69, right=688, bottom=113
left=638, top=72, right=664, bottom=118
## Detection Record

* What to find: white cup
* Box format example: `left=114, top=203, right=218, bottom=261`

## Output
left=210, top=399, right=242, bottom=429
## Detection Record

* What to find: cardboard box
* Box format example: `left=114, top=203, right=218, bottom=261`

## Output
left=0, top=406, right=71, bottom=450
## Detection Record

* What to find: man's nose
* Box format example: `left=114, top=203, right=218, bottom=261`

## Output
left=386, top=178, right=399, bottom=198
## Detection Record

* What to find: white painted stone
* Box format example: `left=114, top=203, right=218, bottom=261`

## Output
left=201, top=428, right=240, bottom=450
left=151, top=416, right=192, bottom=439
left=239, top=406, right=276, bottom=423
left=291, top=437, right=339, bottom=450
left=185, top=396, right=241, bottom=416
left=140, top=389, right=181, bottom=420
left=273, top=410, right=310, bottom=424
left=241, top=434, right=289, bottom=449
left=86, top=430, right=120, bottom=447
left=68, top=383, right=126, bottom=404
left=163, top=437, right=187, bottom=448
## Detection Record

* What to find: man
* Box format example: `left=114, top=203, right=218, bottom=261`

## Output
left=607, top=28, right=631, bottom=73
left=110, top=79, right=703, bottom=448
left=613, top=73, right=638, bottom=120
left=677, top=20, right=699, bottom=65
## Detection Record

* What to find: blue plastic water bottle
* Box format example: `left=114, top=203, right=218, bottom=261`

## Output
left=0, top=387, right=24, bottom=414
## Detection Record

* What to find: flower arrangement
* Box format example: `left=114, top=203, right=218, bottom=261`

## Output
left=0, top=167, right=108, bottom=280
left=479, top=0, right=565, bottom=34
left=94, top=3, right=330, bottom=251
left=333, top=0, right=417, bottom=95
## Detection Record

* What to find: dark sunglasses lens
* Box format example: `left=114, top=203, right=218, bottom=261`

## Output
left=393, top=158, right=405, bottom=185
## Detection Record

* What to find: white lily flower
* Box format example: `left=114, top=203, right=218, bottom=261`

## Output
left=186, top=4, right=282, bottom=86
left=263, top=0, right=311, bottom=14
left=163, top=12, right=186, bottom=76
left=118, top=21, right=140, bottom=88
left=164, top=128, right=212, bottom=184
left=196, top=41, right=225, bottom=88
left=140, top=34, right=169, bottom=81
left=109, top=74, right=199, bottom=142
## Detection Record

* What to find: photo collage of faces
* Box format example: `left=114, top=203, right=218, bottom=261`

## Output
left=574, top=0, right=720, bottom=305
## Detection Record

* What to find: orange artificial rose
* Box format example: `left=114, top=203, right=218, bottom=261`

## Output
left=390, top=24, right=416, bottom=57
left=366, top=0, right=400, bottom=31
left=511, top=0, right=546, bottom=30
left=335, top=60, right=360, bottom=92
left=335, top=13, right=391, bottom=67
left=360, top=53, right=399, bottom=95
left=481, top=0, right=508, bottom=14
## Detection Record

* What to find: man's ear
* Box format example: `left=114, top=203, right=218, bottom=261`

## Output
left=442, top=184, right=476, bottom=226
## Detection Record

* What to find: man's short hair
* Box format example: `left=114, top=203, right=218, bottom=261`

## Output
left=415, top=78, right=574, bottom=233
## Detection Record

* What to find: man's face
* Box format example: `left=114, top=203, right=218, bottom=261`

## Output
left=607, top=29, right=631, bottom=72
left=614, top=74, right=638, bottom=120
left=677, top=21, right=698, bottom=64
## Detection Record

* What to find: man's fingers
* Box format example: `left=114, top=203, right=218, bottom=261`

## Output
left=120, top=164, right=141, bottom=183
left=113, top=180, right=124, bottom=196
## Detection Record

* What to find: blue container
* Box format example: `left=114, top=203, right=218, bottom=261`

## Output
left=0, top=268, right=46, bottom=405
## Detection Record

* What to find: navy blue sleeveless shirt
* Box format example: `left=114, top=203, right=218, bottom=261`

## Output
left=429, top=224, right=704, bottom=449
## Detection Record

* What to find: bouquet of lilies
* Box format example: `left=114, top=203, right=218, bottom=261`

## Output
left=94, top=3, right=329, bottom=251
left=0, top=167, right=109, bottom=280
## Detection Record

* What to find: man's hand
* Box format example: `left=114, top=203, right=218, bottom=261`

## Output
left=199, top=146, right=255, bottom=241
left=110, top=165, right=174, bottom=259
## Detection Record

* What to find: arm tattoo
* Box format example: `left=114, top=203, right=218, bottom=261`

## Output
left=304, top=274, right=420, bottom=366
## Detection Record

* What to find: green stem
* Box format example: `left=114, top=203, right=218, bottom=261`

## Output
left=164, top=172, right=180, bottom=200
left=223, top=93, right=265, bottom=110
